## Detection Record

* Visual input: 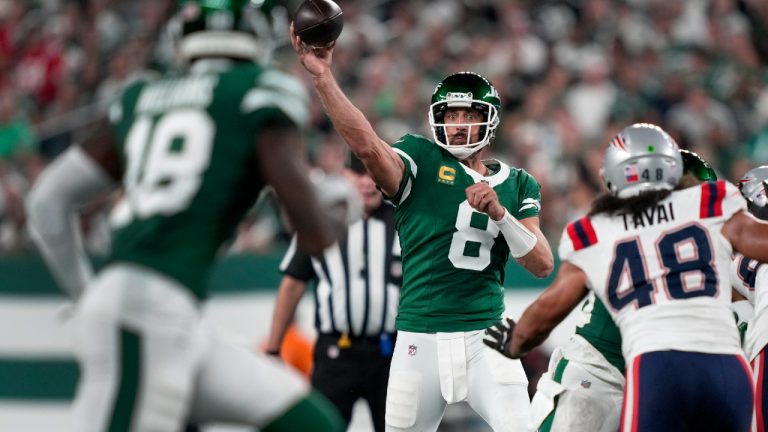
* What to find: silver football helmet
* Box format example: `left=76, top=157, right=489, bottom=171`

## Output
left=738, top=166, right=768, bottom=220
left=603, top=123, right=683, bottom=198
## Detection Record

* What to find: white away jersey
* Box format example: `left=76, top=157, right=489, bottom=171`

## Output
left=559, top=181, right=747, bottom=361
left=730, top=253, right=768, bottom=360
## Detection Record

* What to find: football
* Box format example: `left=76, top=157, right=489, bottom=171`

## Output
left=293, top=0, right=344, bottom=47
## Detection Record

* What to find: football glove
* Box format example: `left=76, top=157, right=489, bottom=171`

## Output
left=483, top=317, right=516, bottom=358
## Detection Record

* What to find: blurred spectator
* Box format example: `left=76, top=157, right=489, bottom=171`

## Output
left=1, top=0, right=765, bottom=255
left=7, top=3, right=768, bottom=429
left=666, top=83, right=737, bottom=174
left=564, top=55, right=617, bottom=143
left=0, top=92, right=35, bottom=161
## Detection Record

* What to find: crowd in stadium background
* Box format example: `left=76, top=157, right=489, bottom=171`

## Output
left=0, top=0, right=766, bottom=255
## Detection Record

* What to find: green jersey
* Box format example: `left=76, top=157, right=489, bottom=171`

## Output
left=107, top=63, right=308, bottom=299
left=574, top=293, right=625, bottom=373
left=390, top=134, right=542, bottom=332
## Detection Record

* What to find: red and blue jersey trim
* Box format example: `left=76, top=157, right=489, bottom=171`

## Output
left=699, top=180, right=726, bottom=218
left=566, top=216, right=598, bottom=251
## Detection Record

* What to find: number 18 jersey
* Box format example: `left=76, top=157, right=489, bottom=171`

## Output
left=559, top=181, right=747, bottom=361
left=107, top=63, right=308, bottom=299
left=389, top=134, right=542, bottom=333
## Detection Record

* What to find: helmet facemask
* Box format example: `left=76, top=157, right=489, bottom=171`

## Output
left=429, top=95, right=499, bottom=160
left=428, top=72, right=501, bottom=160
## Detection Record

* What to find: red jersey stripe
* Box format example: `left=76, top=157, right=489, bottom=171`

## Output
left=700, top=182, right=712, bottom=218
left=580, top=217, right=598, bottom=245
left=713, top=180, right=726, bottom=217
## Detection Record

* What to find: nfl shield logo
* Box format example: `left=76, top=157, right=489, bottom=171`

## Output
left=408, top=344, right=417, bottom=356
left=580, top=379, right=592, bottom=389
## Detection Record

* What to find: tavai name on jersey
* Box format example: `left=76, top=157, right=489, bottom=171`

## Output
left=621, top=201, right=675, bottom=231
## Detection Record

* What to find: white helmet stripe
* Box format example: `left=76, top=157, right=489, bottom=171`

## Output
left=179, top=31, right=262, bottom=62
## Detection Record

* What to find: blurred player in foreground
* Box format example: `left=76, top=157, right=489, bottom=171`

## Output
left=730, top=166, right=768, bottom=432
left=292, top=25, right=554, bottom=432
left=267, top=157, right=401, bottom=431
left=25, top=0, right=344, bottom=431
left=527, top=149, right=718, bottom=432
left=485, top=123, right=768, bottom=431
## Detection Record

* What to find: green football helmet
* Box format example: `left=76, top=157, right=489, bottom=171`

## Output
left=428, top=72, right=501, bottom=160
left=176, top=0, right=280, bottom=63
left=680, top=149, right=717, bottom=181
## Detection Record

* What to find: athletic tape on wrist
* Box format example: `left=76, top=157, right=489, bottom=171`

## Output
left=494, top=210, right=537, bottom=258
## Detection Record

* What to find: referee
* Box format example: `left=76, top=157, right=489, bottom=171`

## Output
left=266, top=159, right=401, bottom=432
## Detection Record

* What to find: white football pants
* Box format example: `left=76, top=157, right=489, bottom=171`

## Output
left=71, top=263, right=308, bottom=432
left=385, top=329, right=530, bottom=432
left=529, top=335, right=625, bottom=432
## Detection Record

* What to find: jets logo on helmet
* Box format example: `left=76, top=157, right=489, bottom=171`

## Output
left=603, top=123, right=682, bottom=198
left=428, top=72, right=501, bottom=160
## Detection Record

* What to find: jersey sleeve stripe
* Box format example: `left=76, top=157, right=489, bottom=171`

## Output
left=700, top=182, right=711, bottom=218
left=567, top=217, right=598, bottom=251
left=388, top=148, right=417, bottom=205
left=566, top=222, right=584, bottom=250
left=240, top=89, right=309, bottom=127
left=393, top=148, right=418, bottom=177
left=279, top=236, right=298, bottom=272
left=714, top=180, right=726, bottom=217
left=581, top=217, right=598, bottom=245
left=700, top=180, right=726, bottom=218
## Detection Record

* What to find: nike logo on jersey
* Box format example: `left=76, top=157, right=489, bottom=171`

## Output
left=519, top=198, right=540, bottom=213
left=622, top=202, right=676, bottom=230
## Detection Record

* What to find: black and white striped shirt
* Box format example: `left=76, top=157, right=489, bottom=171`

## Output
left=280, top=203, right=401, bottom=337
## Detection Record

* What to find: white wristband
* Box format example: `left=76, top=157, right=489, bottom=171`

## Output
left=495, top=210, right=537, bottom=258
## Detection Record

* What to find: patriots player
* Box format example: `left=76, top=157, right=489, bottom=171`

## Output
left=730, top=166, right=768, bottom=432
left=526, top=149, right=718, bottom=432
left=485, top=123, right=768, bottom=431
left=25, top=1, right=344, bottom=431
left=291, top=24, right=554, bottom=432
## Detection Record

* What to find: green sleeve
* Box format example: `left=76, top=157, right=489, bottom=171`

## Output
left=513, top=169, right=542, bottom=220
left=388, top=134, right=431, bottom=205
left=240, top=69, right=309, bottom=130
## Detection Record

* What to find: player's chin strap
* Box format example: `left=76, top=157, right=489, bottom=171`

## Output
left=25, top=146, right=116, bottom=299
left=494, top=209, right=537, bottom=258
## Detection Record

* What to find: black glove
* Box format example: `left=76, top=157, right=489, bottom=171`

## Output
left=483, top=317, right=516, bottom=358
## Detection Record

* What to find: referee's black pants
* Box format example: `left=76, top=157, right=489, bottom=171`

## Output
left=312, top=333, right=393, bottom=432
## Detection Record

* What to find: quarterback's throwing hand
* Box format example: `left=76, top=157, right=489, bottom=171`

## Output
left=290, top=22, right=333, bottom=78
left=483, top=317, right=516, bottom=358
left=466, top=182, right=505, bottom=221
